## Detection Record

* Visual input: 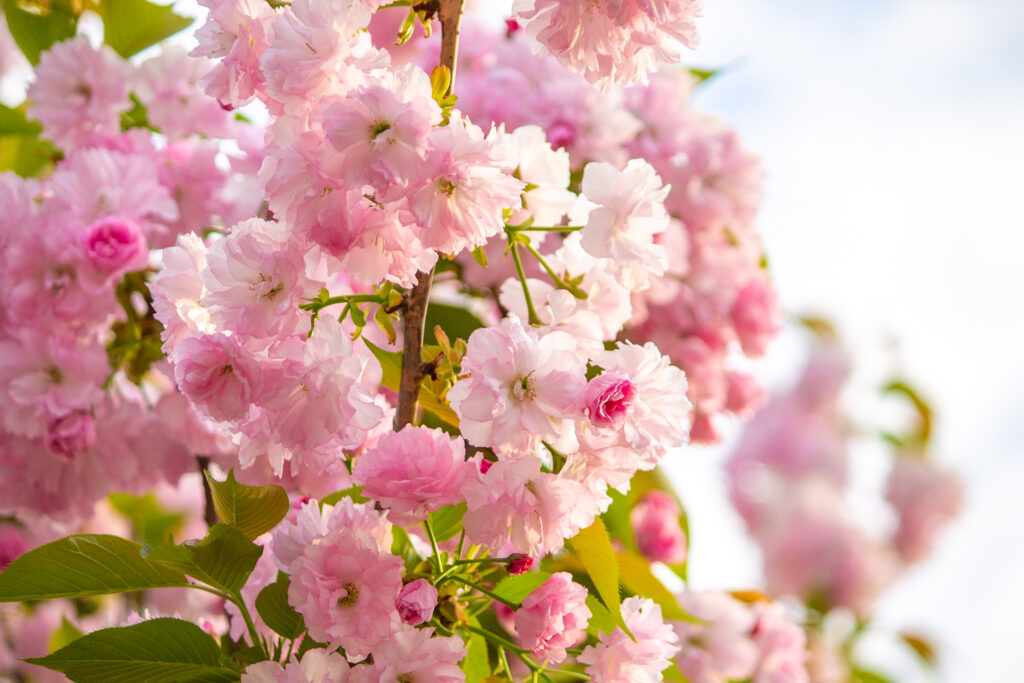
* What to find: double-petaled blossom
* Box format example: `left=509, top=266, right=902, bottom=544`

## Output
left=448, top=316, right=587, bottom=455
left=579, top=597, right=680, bottom=683
left=352, top=425, right=473, bottom=526
left=514, top=572, right=591, bottom=663
left=511, top=0, right=702, bottom=88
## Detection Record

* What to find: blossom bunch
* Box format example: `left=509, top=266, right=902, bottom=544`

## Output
left=0, top=3, right=961, bottom=683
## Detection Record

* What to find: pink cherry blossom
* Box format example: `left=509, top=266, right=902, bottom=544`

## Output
left=287, top=527, right=403, bottom=660
left=447, top=316, right=587, bottom=455
left=80, top=216, right=148, bottom=281
left=191, top=0, right=275, bottom=108
left=751, top=602, right=809, bottom=683
left=173, top=332, right=259, bottom=423
left=348, top=626, right=466, bottom=683
left=461, top=456, right=604, bottom=557
left=885, top=457, right=963, bottom=564
left=352, top=425, right=471, bottom=526
left=134, top=47, right=235, bottom=139
left=514, top=572, right=591, bottom=663
left=580, top=159, right=670, bottom=290
left=673, top=591, right=759, bottom=683
left=511, top=0, right=702, bottom=88
left=242, top=650, right=351, bottom=683
left=27, top=36, right=131, bottom=148
left=579, top=597, right=680, bottom=683
left=631, top=490, right=687, bottom=565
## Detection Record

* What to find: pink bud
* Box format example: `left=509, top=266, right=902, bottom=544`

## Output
left=478, top=459, right=493, bottom=474
left=725, top=371, right=763, bottom=416
left=689, top=412, right=720, bottom=444
left=396, top=578, right=438, bottom=625
left=508, top=554, right=534, bottom=575
left=81, top=216, right=147, bottom=275
left=585, top=372, right=637, bottom=428
left=631, top=491, right=687, bottom=565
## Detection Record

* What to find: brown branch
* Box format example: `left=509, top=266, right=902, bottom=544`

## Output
left=393, top=0, right=465, bottom=431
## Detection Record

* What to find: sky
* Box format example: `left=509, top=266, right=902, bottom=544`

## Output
left=657, top=1, right=1024, bottom=680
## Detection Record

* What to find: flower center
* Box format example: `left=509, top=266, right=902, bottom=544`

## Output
left=511, top=374, right=535, bottom=402
left=336, top=582, right=359, bottom=607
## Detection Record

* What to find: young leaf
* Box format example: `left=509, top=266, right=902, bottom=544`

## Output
left=461, top=629, right=491, bottom=680
left=391, top=526, right=422, bottom=573
left=319, top=486, right=368, bottom=507
left=584, top=594, right=617, bottom=637
left=0, top=535, right=188, bottom=601
left=614, top=551, right=696, bottom=622
left=144, top=524, right=263, bottom=595
left=0, top=104, right=41, bottom=135
left=1, top=0, right=76, bottom=65
left=426, top=502, right=466, bottom=542
left=27, top=618, right=242, bottom=682
left=492, top=571, right=551, bottom=604
left=48, top=616, right=84, bottom=653
left=567, top=519, right=627, bottom=632
left=364, top=339, right=460, bottom=427
left=255, top=573, right=305, bottom=639
left=204, top=469, right=289, bottom=540
left=101, top=0, right=192, bottom=58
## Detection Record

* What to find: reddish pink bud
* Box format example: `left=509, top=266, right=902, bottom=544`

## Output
left=508, top=554, right=534, bottom=575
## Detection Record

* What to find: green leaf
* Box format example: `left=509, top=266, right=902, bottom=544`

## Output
left=255, top=573, right=305, bottom=639
left=108, top=492, right=185, bottom=547
left=0, top=129, right=57, bottom=177
left=1, top=0, right=76, bottom=65
left=49, top=616, right=84, bottom=653
left=492, top=571, right=551, bottom=604
left=567, top=519, right=627, bottom=632
left=364, top=339, right=460, bottom=428
left=144, top=524, right=262, bottom=595
left=462, top=630, right=491, bottom=680
left=391, top=526, right=422, bottom=573
left=615, top=552, right=696, bottom=622
left=0, top=535, right=188, bottom=601
left=424, top=302, right=485, bottom=345
left=27, top=618, right=242, bottom=682
left=426, top=502, right=466, bottom=542
left=0, top=104, right=40, bottom=135
left=204, top=469, right=289, bottom=540
left=319, top=485, right=368, bottom=507
left=851, top=666, right=897, bottom=683
left=101, top=0, right=192, bottom=58
left=584, top=594, right=617, bottom=637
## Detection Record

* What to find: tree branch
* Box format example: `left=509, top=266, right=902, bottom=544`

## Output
left=393, top=0, right=465, bottom=431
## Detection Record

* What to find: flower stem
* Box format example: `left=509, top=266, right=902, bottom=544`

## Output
left=423, top=518, right=444, bottom=574
left=449, top=575, right=518, bottom=609
left=511, top=239, right=542, bottom=325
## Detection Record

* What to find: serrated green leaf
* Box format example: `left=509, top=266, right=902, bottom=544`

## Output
left=584, top=594, right=616, bottom=637
left=0, top=535, right=188, bottom=601
left=391, top=526, right=422, bottom=573
left=614, top=551, right=695, bottom=622
left=255, top=573, right=305, bottom=639
left=319, top=485, right=368, bottom=507
left=27, top=618, right=241, bottom=682
left=567, top=519, right=626, bottom=632
left=492, top=571, right=551, bottom=604
left=101, top=0, right=192, bottom=58
left=204, top=469, right=289, bottom=540
left=144, top=524, right=262, bottom=595
left=1, top=0, right=76, bottom=65
left=426, top=502, right=466, bottom=542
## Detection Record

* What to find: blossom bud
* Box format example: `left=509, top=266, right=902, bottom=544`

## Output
left=507, top=554, right=534, bottom=575
left=81, top=216, right=147, bottom=275
left=584, top=373, right=637, bottom=428
left=396, top=578, right=438, bottom=626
